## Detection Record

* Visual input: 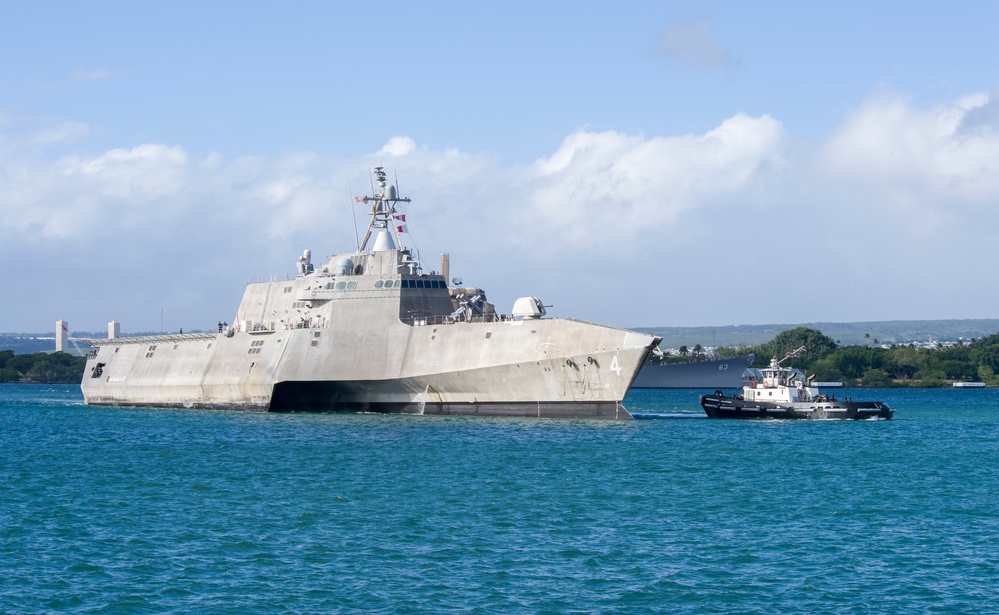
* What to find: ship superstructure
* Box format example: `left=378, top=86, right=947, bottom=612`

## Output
left=81, top=168, right=660, bottom=419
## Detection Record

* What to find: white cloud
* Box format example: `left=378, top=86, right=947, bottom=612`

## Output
left=4, top=89, right=999, bottom=331
left=525, top=113, right=784, bottom=249
left=820, top=92, right=999, bottom=229
left=378, top=136, right=417, bottom=157
left=656, top=21, right=737, bottom=70
left=28, top=122, right=90, bottom=147
left=58, top=144, right=188, bottom=200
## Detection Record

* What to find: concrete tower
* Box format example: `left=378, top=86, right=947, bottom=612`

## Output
left=55, top=320, right=68, bottom=352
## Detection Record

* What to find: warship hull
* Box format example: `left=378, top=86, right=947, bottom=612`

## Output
left=82, top=310, right=655, bottom=420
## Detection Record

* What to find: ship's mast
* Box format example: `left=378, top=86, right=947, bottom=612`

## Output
left=357, top=166, right=411, bottom=252
left=777, top=346, right=807, bottom=366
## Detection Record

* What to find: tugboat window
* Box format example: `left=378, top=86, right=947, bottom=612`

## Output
left=375, top=280, right=384, bottom=289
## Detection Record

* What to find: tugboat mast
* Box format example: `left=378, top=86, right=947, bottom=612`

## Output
left=357, top=166, right=411, bottom=252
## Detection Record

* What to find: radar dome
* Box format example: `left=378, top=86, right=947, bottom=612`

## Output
left=335, top=257, right=354, bottom=275
left=372, top=230, right=396, bottom=252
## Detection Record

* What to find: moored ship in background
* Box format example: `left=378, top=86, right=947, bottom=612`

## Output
left=631, top=353, right=755, bottom=388
left=80, top=168, right=660, bottom=419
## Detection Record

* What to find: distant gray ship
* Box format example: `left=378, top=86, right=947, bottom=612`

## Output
left=631, top=354, right=755, bottom=388
left=81, top=168, right=660, bottom=419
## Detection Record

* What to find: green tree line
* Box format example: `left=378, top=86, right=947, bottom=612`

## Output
left=738, top=327, right=999, bottom=387
left=0, top=351, right=87, bottom=384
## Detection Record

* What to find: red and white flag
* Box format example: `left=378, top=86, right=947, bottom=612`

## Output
left=394, top=214, right=406, bottom=222
left=354, top=196, right=365, bottom=202
left=396, top=225, right=407, bottom=233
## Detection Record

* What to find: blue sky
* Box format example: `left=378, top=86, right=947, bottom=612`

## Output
left=2, top=1, right=999, bottom=334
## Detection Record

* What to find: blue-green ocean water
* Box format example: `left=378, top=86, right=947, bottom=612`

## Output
left=2, top=384, right=998, bottom=614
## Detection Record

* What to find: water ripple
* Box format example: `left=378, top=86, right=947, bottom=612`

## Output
left=1, top=385, right=997, bottom=612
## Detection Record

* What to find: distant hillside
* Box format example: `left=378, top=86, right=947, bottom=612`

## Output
left=0, top=334, right=62, bottom=355
left=632, top=319, right=999, bottom=349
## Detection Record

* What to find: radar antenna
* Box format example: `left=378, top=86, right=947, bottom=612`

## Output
left=356, top=166, right=411, bottom=251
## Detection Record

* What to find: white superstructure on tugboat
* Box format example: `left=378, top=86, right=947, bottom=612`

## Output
left=81, top=168, right=660, bottom=419
left=699, top=346, right=894, bottom=420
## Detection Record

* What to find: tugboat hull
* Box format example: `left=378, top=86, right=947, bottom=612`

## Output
left=700, top=391, right=893, bottom=420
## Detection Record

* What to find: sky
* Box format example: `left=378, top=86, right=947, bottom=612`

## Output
left=2, top=1, right=999, bottom=334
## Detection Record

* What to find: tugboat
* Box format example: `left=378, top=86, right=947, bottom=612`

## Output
left=699, top=346, right=893, bottom=420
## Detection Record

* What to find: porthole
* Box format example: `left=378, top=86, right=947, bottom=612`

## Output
left=375, top=280, right=384, bottom=289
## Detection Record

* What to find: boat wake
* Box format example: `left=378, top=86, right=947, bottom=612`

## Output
left=632, top=412, right=706, bottom=420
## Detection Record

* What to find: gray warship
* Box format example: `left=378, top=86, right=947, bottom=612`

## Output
left=81, top=168, right=660, bottom=419
left=631, top=353, right=755, bottom=388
